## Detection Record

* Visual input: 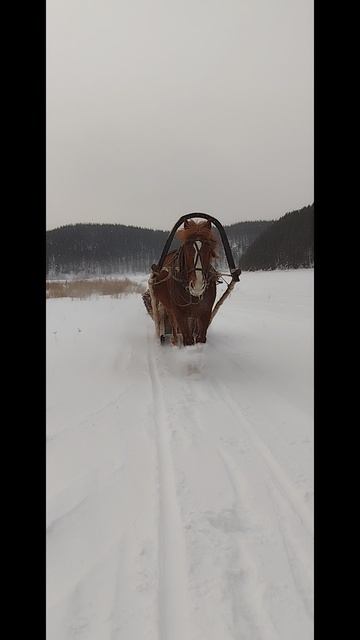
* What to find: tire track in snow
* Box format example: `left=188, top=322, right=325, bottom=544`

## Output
left=146, top=331, right=191, bottom=640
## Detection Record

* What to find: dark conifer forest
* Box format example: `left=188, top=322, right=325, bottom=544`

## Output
left=46, top=224, right=170, bottom=276
left=240, top=204, right=314, bottom=271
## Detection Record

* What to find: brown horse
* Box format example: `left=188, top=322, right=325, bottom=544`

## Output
left=148, top=219, right=219, bottom=346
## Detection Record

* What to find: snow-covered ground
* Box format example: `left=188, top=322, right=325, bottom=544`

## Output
left=46, top=269, right=314, bottom=640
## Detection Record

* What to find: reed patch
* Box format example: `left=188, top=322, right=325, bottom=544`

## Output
left=46, top=278, right=146, bottom=299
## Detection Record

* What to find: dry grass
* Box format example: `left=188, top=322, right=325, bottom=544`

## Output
left=46, top=278, right=146, bottom=299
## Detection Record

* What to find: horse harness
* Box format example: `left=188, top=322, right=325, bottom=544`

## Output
left=151, top=239, right=219, bottom=307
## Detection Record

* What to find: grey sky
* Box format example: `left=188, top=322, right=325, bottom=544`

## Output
left=47, top=0, right=313, bottom=231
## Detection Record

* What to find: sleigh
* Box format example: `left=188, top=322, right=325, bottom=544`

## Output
left=143, top=213, right=241, bottom=345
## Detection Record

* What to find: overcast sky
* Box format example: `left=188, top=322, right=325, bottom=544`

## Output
left=47, top=0, right=313, bottom=231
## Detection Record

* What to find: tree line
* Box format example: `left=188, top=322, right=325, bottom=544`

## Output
left=46, top=206, right=313, bottom=276
left=46, top=220, right=272, bottom=277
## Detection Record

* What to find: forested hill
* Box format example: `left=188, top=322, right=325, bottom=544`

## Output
left=46, top=220, right=272, bottom=276
left=46, top=224, right=169, bottom=276
left=240, top=204, right=314, bottom=271
left=225, top=221, right=273, bottom=260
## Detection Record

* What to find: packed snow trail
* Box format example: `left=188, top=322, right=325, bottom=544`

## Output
left=147, top=336, right=192, bottom=640
left=46, top=270, right=314, bottom=640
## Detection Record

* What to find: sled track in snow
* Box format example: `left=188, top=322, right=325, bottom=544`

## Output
left=213, top=376, right=313, bottom=537
left=146, top=336, right=313, bottom=639
left=47, top=272, right=314, bottom=640
left=146, top=331, right=191, bottom=640
left=208, top=378, right=314, bottom=626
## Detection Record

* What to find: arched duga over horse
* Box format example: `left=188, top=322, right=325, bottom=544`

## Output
left=143, top=213, right=241, bottom=346
left=149, top=219, right=218, bottom=345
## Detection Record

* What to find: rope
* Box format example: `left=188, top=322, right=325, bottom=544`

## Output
left=150, top=267, right=172, bottom=286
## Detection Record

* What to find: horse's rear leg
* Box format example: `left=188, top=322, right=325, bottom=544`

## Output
left=195, top=312, right=212, bottom=344
left=167, top=311, right=180, bottom=346
left=177, top=316, right=194, bottom=346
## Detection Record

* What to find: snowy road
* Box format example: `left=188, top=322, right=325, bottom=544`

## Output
left=46, top=270, right=314, bottom=640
